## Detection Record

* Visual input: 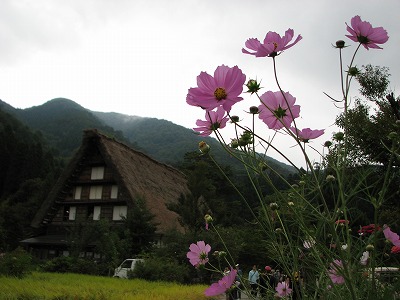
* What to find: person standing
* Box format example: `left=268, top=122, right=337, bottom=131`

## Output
left=248, top=265, right=259, bottom=297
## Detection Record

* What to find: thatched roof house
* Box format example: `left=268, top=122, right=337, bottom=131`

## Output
left=22, top=129, right=189, bottom=259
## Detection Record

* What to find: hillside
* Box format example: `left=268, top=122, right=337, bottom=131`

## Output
left=0, top=98, right=295, bottom=175
left=91, top=111, right=239, bottom=168
left=5, top=98, right=131, bottom=157
left=91, top=111, right=296, bottom=175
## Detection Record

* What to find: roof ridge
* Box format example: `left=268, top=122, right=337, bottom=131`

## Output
left=83, top=128, right=185, bottom=176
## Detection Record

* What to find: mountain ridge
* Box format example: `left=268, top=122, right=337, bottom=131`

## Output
left=0, top=98, right=296, bottom=175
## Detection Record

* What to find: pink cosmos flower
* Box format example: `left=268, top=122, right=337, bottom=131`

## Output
left=187, top=241, right=211, bottom=267
left=328, top=260, right=345, bottom=284
left=346, top=15, right=389, bottom=50
left=290, top=127, right=325, bottom=142
left=186, top=65, right=246, bottom=113
left=258, top=91, right=300, bottom=130
left=391, top=246, right=400, bottom=254
left=242, top=29, right=302, bottom=57
left=383, top=226, right=400, bottom=247
left=335, top=219, right=349, bottom=225
left=193, top=107, right=229, bottom=136
left=358, top=224, right=381, bottom=235
left=275, top=282, right=292, bottom=297
left=205, top=269, right=237, bottom=296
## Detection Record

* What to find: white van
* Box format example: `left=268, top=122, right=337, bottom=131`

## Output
left=113, top=258, right=144, bottom=279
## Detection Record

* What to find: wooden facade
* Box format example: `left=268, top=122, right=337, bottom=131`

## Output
left=21, top=129, right=188, bottom=259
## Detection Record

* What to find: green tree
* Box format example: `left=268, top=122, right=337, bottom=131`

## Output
left=171, top=151, right=248, bottom=232
left=335, top=64, right=400, bottom=166
left=0, top=109, right=62, bottom=250
left=330, top=64, right=400, bottom=228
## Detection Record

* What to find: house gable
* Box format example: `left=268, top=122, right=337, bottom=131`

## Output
left=31, top=129, right=188, bottom=236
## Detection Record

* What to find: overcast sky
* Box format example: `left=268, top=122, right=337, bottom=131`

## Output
left=1, top=0, right=399, bottom=166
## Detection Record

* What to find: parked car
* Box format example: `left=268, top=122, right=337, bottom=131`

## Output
left=113, top=258, right=144, bottom=279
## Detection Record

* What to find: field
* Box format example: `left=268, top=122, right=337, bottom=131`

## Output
left=0, top=272, right=214, bottom=300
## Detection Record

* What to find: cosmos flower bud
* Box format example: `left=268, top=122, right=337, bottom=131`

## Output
left=218, top=251, right=227, bottom=258
left=230, top=115, right=240, bottom=123
left=204, top=214, right=213, bottom=224
left=347, top=66, right=360, bottom=76
left=239, top=131, right=253, bottom=146
left=335, top=40, right=346, bottom=48
left=366, top=244, right=375, bottom=251
left=246, top=79, right=261, bottom=94
left=324, top=141, right=332, bottom=147
left=249, top=106, right=260, bottom=114
left=199, top=141, right=210, bottom=154
left=275, top=228, right=283, bottom=234
left=270, top=202, right=279, bottom=210
left=326, top=175, right=336, bottom=182
left=230, top=139, right=239, bottom=148
left=204, top=214, right=213, bottom=230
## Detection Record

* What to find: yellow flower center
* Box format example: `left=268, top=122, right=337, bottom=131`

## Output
left=214, top=87, right=227, bottom=100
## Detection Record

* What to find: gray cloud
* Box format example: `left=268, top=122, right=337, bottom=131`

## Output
left=0, top=0, right=399, bottom=165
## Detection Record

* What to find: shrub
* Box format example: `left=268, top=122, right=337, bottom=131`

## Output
left=131, top=257, right=191, bottom=283
left=40, top=256, right=75, bottom=273
left=41, top=256, right=111, bottom=276
left=0, top=247, right=32, bottom=278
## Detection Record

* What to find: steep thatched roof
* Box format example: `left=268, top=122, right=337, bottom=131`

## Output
left=32, top=129, right=189, bottom=233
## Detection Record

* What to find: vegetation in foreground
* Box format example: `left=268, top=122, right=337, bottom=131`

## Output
left=0, top=272, right=212, bottom=300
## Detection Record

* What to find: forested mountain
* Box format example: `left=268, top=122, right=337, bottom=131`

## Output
left=0, top=98, right=130, bottom=158
left=92, top=111, right=288, bottom=173
left=0, top=108, right=63, bottom=249
left=92, top=111, right=235, bottom=166
left=0, top=108, right=61, bottom=197
left=91, top=112, right=295, bottom=175
left=1, top=98, right=295, bottom=175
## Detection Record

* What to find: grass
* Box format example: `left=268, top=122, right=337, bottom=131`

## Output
left=0, top=272, right=216, bottom=300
